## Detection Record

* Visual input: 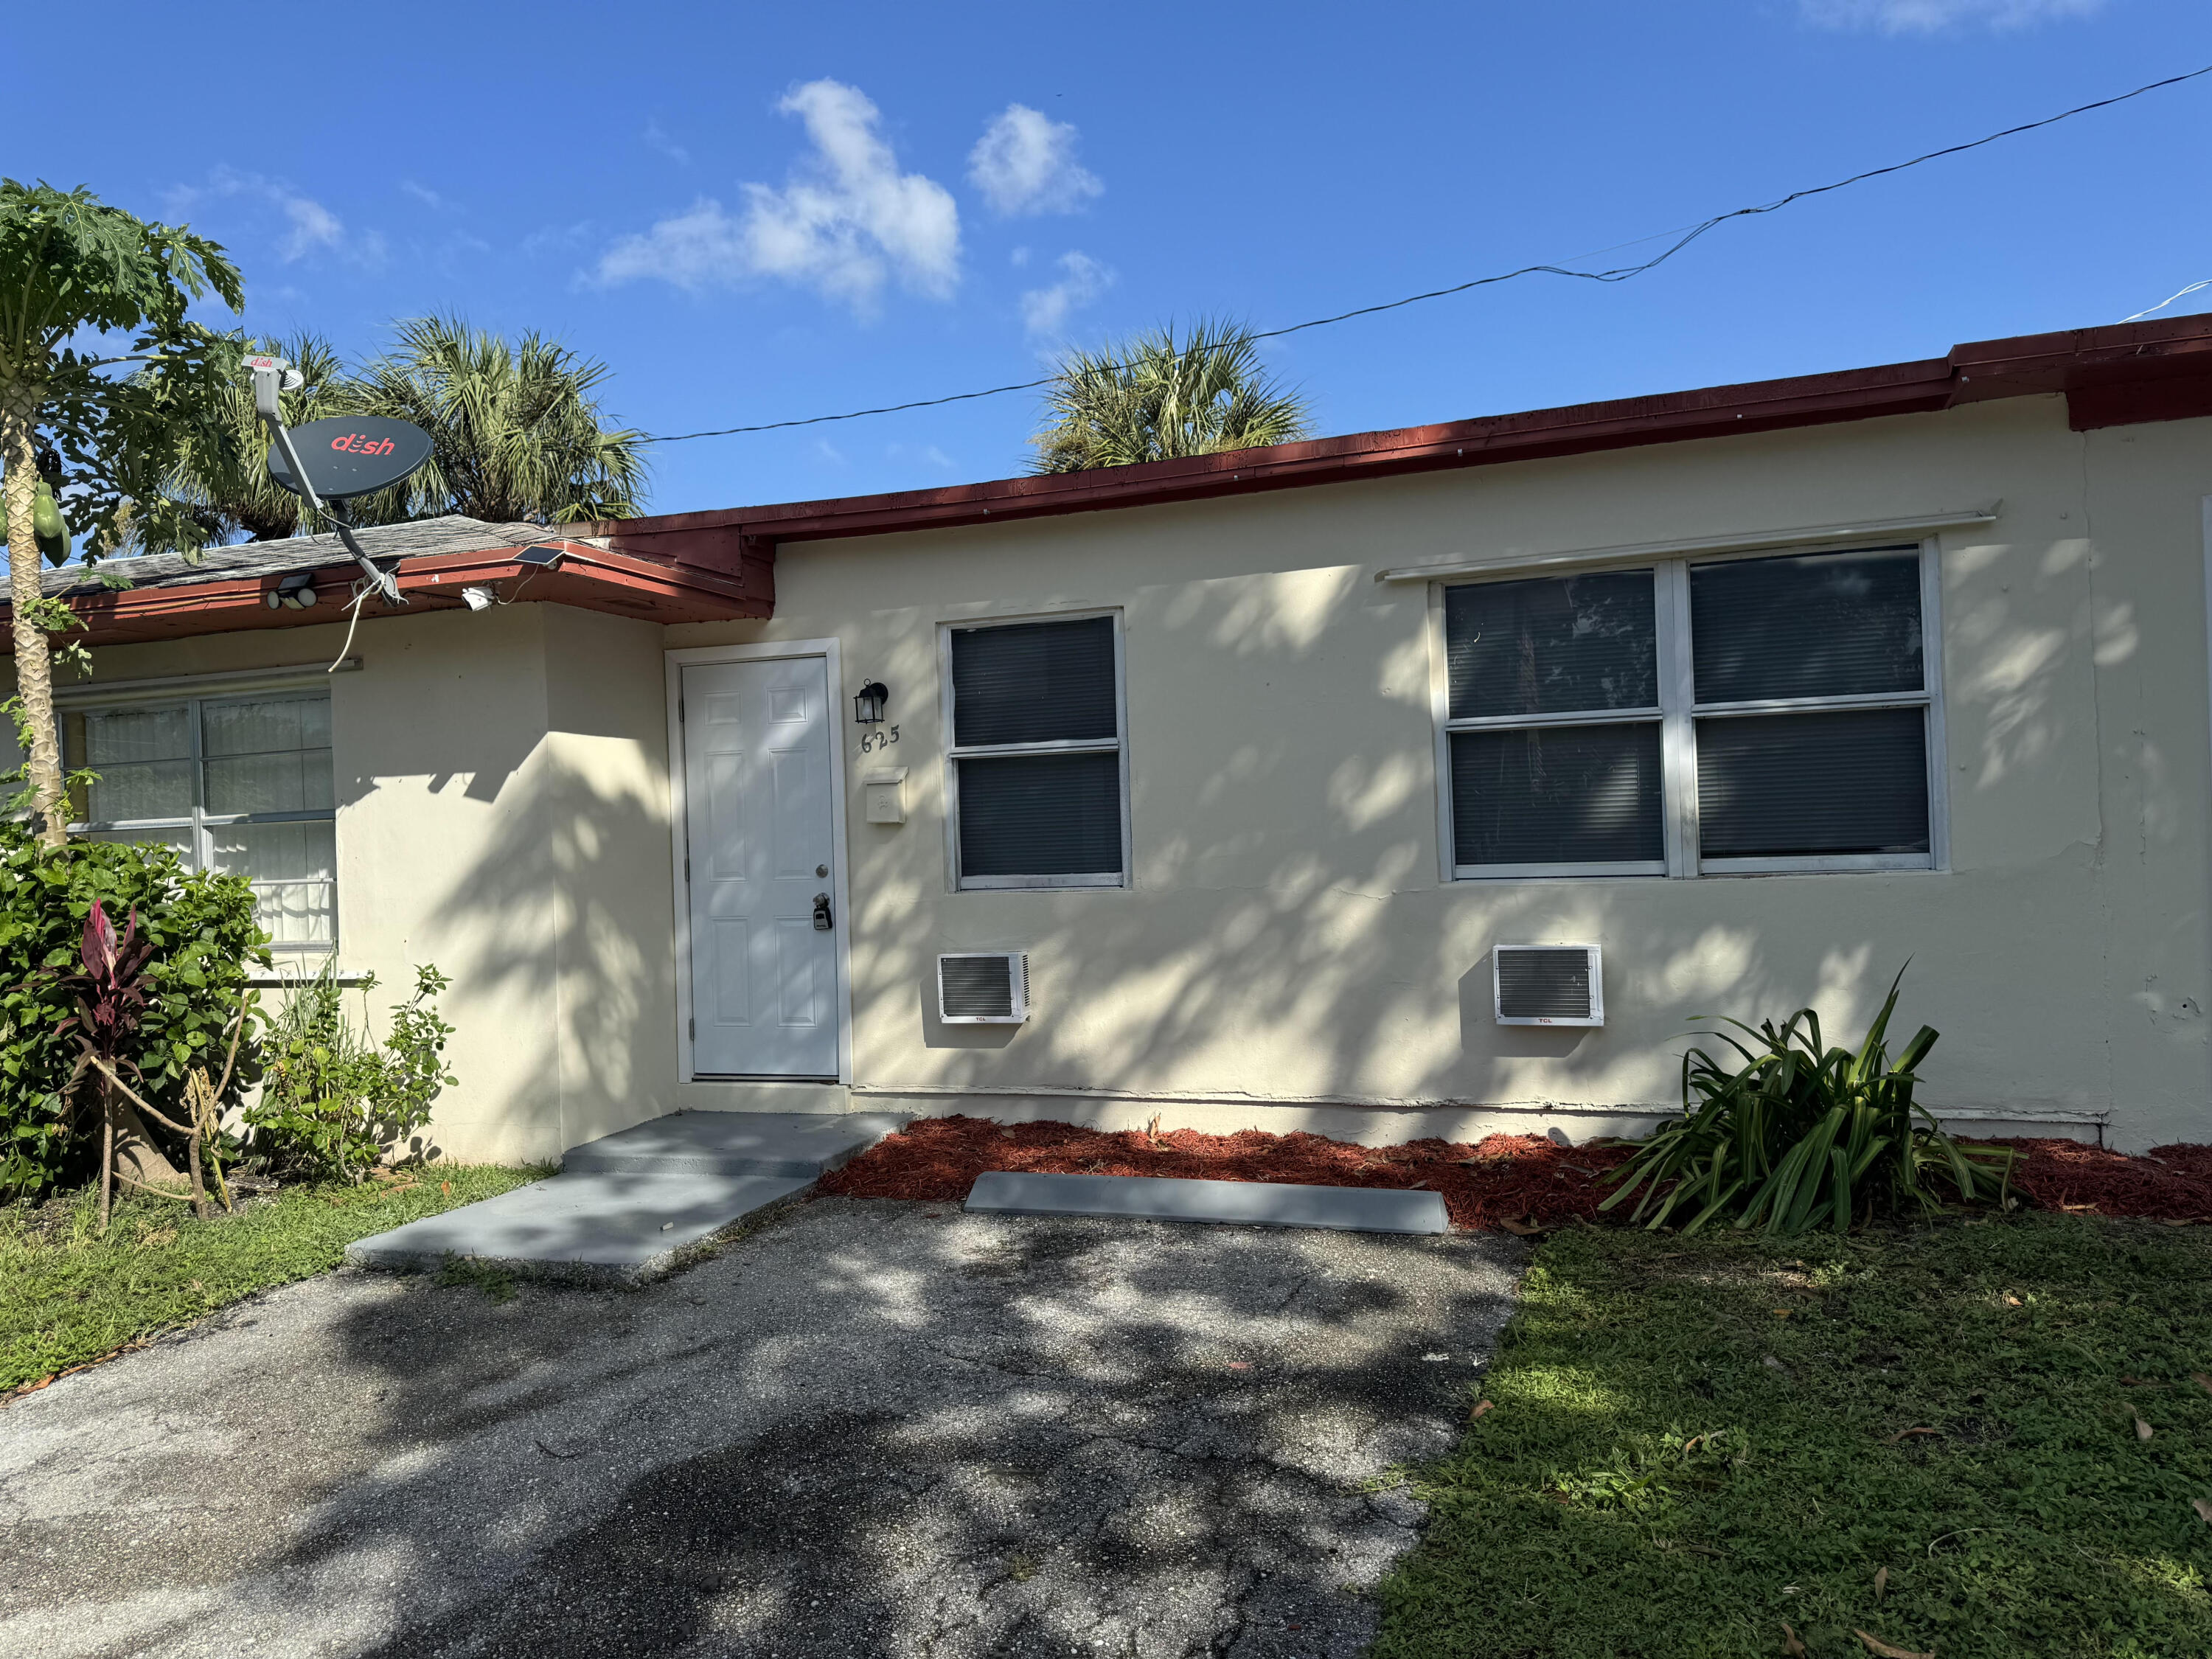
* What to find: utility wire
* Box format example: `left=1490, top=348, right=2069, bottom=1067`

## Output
left=2124, top=278, right=2212, bottom=322
left=639, top=61, right=2212, bottom=448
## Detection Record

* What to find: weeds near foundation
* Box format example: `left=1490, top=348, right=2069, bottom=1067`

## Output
left=435, top=1253, right=516, bottom=1304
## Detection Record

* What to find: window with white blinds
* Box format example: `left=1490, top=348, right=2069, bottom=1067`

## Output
left=63, top=692, right=338, bottom=949
left=1438, top=544, right=1941, bottom=877
left=944, top=613, right=1130, bottom=888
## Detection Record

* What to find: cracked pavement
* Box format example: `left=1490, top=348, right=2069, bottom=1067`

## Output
left=0, top=1196, right=1522, bottom=1658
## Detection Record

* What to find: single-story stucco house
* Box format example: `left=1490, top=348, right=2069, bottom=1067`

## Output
left=14, top=314, right=2212, bottom=1160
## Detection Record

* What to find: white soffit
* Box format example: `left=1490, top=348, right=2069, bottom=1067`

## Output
left=1374, top=504, right=2003, bottom=584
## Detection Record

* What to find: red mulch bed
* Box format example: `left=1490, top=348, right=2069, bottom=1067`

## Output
left=818, top=1116, right=2212, bottom=1232
left=1987, top=1137, right=2212, bottom=1222
left=820, top=1116, right=1633, bottom=1232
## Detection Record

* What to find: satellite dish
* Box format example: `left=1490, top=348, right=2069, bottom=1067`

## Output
left=242, top=353, right=305, bottom=393
left=268, top=417, right=436, bottom=501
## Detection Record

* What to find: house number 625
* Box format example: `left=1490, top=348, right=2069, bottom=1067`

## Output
left=859, top=725, right=900, bottom=754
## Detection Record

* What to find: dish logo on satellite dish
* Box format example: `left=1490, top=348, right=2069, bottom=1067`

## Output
left=330, top=432, right=397, bottom=456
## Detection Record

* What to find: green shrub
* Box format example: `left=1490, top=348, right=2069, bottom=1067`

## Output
left=0, top=824, right=268, bottom=1200
left=1601, top=969, right=2012, bottom=1235
left=243, top=961, right=456, bottom=1182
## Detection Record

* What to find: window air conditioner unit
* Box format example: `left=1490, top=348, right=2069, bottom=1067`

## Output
left=1493, top=944, right=1604, bottom=1027
left=938, top=952, right=1030, bottom=1024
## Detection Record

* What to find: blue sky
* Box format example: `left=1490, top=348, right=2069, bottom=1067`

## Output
left=10, top=0, right=2210, bottom=515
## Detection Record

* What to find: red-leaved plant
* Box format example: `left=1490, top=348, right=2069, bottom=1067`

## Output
left=53, top=902, right=224, bottom=1231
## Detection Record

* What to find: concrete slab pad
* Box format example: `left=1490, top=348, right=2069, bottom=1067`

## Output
left=347, top=1171, right=813, bottom=1281
left=965, top=1170, right=1451, bottom=1235
left=560, top=1110, right=908, bottom=1179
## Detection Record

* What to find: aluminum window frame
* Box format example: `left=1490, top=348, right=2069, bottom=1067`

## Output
left=939, top=607, right=1133, bottom=892
left=65, top=689, right=339, bottom=952
left=1430, top=538, right=1947, bottom=881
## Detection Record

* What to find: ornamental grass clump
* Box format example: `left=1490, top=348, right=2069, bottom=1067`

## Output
left=1601, top=970, right=2012, bottom=1235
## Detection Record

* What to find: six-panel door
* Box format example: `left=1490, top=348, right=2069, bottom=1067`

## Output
left=682, top=656, right=839, bottom=1077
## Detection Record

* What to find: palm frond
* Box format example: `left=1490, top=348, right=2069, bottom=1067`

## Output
left=1028, top=317, right=1314, bottom=474
left=153, top=330, right=355, bottom=543
left=349, top=313, right=647, bottom=526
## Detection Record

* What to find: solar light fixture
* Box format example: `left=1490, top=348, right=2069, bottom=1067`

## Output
left=853, top=680, right=889, bottom=725
left=461, top=585, right=495, bottom=612
left=517, top=543, right=568, bottom=567
left=265, top=572, right=319, bottom=611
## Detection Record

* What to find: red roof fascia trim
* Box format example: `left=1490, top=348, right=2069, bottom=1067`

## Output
left=586, top=358, right=1959, bottom=549
left=3, top=538, right=768, bottom=652
left=393, top=540, right=763, bottom=609
left=576, top=313, right=2212, bottom=558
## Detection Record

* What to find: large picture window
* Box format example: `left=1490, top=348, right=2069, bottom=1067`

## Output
left=943, top=613, right=1129, bottom=889
left=63, top=691, right=338, bottom=950
left=1438, top=544, right=1940, bottom=877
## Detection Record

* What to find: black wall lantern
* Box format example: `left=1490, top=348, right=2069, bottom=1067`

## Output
left=853, top=680, right=890, bottom=725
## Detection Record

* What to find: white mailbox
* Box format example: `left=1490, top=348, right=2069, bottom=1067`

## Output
left=863, top=767, right=908, bottom=825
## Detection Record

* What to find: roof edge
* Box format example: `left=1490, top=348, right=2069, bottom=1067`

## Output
left=580, top=312, right=2212, bottom=554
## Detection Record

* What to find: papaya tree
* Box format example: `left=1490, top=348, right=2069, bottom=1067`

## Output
left=0, top=180, right=243, bottom=845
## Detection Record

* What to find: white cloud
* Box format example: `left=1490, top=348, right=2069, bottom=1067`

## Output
left=595, top=80, right=960, bottom=312
left=969, top=105, right=1102, bottom=215
left=644, top=120, right=691, bottom=165
left=278, top=195, right=346, bottom=260
left=523, top=219, right=596, bottom=258
left=1800, top=0, right=2104, bottom=32
left=888, top=441, right=959, bottom=470
left=171, top=167, right=366, bottom=265
left=401, top=181, right=454, bottom=212
left=1019, top=250, right=1114, bottom=338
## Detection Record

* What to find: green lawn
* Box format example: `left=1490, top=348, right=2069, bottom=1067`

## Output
left=0, top=1164, right=543, bottom=1394
left=1376, top=1215, right=2212, bottom=1659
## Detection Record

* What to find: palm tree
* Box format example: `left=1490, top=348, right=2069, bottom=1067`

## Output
left=1028, top=318, right=1313, bottom=474
left=350, top=315, right=646, bottom=525
left=159, top=331, right=355, bottom=543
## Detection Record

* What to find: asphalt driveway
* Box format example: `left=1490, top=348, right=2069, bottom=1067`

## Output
left=0, top=1196, right=1522, bottom=1658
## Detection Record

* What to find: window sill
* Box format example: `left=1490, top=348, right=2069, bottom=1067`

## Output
left=1448, top=857, right=1941, bottom=883
left=1454, top=861, right=1666, bottom=880
left=956, top=874, right=1127, bottom=891
left=1699, top=855, right=1935, bottom=875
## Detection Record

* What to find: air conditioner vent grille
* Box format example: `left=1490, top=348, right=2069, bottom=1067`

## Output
left=938, top=952, right=1030, bottom=1023
left=1494, top=945, right=1603, bottom=1026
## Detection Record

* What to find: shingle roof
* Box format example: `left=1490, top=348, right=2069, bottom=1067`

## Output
left=41, top=516, right=576, bottom=599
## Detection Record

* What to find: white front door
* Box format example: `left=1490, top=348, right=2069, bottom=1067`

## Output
left=681, top=655, right=841, bottom=1077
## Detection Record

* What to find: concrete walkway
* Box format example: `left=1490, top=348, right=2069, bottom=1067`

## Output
left=0, top=1197, right=1523, bottom=1658
left=346, top=1112, right=906, bottom=1280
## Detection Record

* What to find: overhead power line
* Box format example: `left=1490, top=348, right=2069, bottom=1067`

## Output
left=2124, top=278, right=2212, bottom=322
left=638, top=61, right=2212, bottom=448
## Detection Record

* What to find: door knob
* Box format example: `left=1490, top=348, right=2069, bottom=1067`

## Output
left=812, top=892, right=833, bottom=931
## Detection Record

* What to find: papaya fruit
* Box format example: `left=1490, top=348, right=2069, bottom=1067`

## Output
left=31, top=479, right=69, bottom=566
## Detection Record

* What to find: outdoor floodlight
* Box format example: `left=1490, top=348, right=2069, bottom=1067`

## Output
left=462, top=586, right=495, bottom=612
left=265, top=572, right=319, bottom=611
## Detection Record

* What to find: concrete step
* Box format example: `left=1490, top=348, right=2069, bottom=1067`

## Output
left=965, top=1171, right=1451, bottom=1235
left=346, top=1172, right=817, bottom=1280
left=560, top=1110, right=910, bottom=1180
left=347, top=1110, right=906, bottom=1282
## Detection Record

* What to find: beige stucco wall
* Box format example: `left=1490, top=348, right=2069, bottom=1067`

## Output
left=661, top=392, right=2212, bottom=1153
left=49, top=390, right=2212, bottom=1158
left=60, top=600, right=680, bottom=1166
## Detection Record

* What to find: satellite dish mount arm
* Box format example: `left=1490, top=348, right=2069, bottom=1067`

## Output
left=251, top=365, right=404, bottom=607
